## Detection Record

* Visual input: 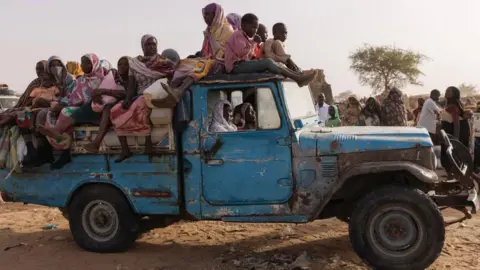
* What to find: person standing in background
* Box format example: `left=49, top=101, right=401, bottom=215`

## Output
left=315, top=93, right=330, bottom=126
left=381, top=87, right=407, bottom=126
left=417, top=89, right=441, bottom=144
left=413, top=97, right=425, bottom=126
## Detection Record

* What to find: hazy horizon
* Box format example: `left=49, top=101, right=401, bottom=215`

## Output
left=1, top=0, right=479, bottom=98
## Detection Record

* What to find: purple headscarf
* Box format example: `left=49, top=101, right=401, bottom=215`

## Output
left=226, top=13, right=242, bottom=30
left=203, top=3, right=217, bottom=13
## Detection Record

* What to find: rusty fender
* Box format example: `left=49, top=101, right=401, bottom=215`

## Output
left=299, top=161, right=439, bottom=219
left=338, top=161, right=439, bottom=184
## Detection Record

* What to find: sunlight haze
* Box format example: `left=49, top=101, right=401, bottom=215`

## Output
left=1, top=0, right=479, bottom=97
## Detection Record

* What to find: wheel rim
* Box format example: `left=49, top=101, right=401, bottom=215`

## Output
left=368, top=205, right=424, bottom=258
left=82, top=200, right=119, bottom=242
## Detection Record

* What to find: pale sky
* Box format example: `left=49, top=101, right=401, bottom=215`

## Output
left=1, top=0, right=479, bottom=97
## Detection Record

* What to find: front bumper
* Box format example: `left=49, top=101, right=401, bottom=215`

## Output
left=432, top=130, right=480, bottom=214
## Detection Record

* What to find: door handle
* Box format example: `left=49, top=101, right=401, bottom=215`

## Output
left=206, top=159, right=224, bottom=165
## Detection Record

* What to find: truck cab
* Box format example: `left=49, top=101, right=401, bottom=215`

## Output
left=0, top=73, right=477, bottom=270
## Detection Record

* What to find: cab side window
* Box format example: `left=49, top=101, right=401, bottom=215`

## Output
left=207, top=87, right=281, bottom=133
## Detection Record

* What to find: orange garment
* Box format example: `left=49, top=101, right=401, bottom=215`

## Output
left=253, top=43, right=264, bottom=58
left=30, top=86, right=59, bottom=101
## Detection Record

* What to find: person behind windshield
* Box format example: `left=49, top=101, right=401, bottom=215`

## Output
left=38, top=53, right=105, bottom=169
left=325, top=105, right=341, bottom=127
left=343, top=96, right=362, bottom=126
left=358, top=97, right=381, bottom=126
left=209, top=100, right=237, bottom=132
left=226, top=13, right=242, bottom=30
left=263, top=23, right=301, bottom=72
left=380, top=87, right=407, bottom=126
left=233, top=102, right=256, bottom=130
left=66, top=61, right=84, bottom=78
left=224, top=14, right=317, bottom=87
left=201, top=3, right=234, bottom=60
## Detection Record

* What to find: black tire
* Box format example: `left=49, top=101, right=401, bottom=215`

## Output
left=68, top=185, right=139, bottom=253
left=59, top=207, right=68, bottom=219
left=349, top=186, right=445, bottom=270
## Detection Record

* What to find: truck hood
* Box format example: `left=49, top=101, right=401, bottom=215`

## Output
left=296, top=126, right=433, bottom=155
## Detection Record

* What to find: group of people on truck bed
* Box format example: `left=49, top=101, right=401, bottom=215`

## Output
left=0, top=3, right=318, bottom=171
left=318, top=87, right=475, bottom=159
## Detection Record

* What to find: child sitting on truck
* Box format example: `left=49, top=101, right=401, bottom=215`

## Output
left=223, top=13, right=316, bottom=87
left=263, top=23, right=301, bottom=72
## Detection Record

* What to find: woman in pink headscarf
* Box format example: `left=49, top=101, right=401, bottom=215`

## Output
left=201, top=3, right=234, bottom=60
left=38, top=53, right=105, bottom=168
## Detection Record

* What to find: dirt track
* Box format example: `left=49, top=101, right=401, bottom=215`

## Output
left=1, top=203, right=479, bottom=270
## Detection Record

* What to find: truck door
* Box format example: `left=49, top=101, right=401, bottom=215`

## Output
left=200, top=85, right=293, bottom=205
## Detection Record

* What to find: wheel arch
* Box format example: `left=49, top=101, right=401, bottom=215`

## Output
left=316, top=162, right=438, bottom=220
left=65, top=181, right=139, bottom=214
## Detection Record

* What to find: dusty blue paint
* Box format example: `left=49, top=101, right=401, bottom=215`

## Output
left=198, top=82, right=294, bottom=206
left=295, top=126, right=433, bottom=156
left=0, top=155, right=180, bottom=215
left=0, top=76, right=437, bottom=225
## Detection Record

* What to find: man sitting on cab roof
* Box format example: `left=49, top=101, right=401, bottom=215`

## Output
left=224, top=13, right=316, bottom=87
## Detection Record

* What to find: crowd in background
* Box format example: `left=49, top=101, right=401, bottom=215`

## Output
left=316, top=86, right=476, bottom=159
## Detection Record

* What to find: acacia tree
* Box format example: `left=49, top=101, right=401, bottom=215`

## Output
left=458, top=83, right=477, bottom=96
left=349, top=44, right=429, bottom=94
left=335, top=90, right=354, bottom=101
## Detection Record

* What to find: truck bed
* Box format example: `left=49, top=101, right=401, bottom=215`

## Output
left=70, top=107, right=175, bottom=154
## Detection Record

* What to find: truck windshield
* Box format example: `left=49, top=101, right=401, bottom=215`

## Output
left=282, top=81, right=316, bottom=120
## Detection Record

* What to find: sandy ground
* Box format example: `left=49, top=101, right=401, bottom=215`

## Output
left=1, top=203, right=479, bottom=270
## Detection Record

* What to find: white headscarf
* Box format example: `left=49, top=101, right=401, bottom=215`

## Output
left=100, top=59, right=113, bottom=71
left=209, top=100, right=237, bottom=132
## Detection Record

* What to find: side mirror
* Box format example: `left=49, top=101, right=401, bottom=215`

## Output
left=293, top=119, right=304, bottom=129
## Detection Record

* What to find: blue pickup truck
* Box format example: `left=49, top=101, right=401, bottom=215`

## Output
left=0, top=73, right=477, bottom=270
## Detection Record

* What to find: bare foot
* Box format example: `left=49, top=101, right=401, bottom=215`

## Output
left=37, top=125, right=63, bottom=140
left=84, top=143, right=100, bottom=153
left=115, top=152, right=133, bottom=163
left=297, top=70, right=318, bottom=87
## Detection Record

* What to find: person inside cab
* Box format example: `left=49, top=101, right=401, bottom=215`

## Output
left=233, top=102, right=256, bottom=130
left=223, top=13, right=317, bottom=87
left=209, top=100, right=237, bottom=132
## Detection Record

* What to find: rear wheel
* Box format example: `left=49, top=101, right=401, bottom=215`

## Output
left=349, top=186, right=445, bottom=270
left=68, top=185, right=139, bottom=253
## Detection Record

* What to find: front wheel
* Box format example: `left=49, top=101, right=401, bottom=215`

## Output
left=349, top=186, right=445, bottom=270
left=68, top=185, right=139, bottom=253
